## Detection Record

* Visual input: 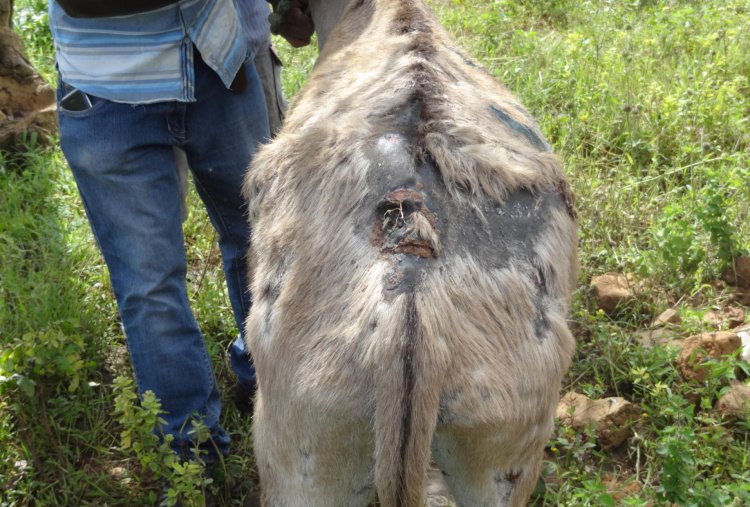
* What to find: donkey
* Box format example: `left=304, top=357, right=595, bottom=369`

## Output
left=242, top=0, right=579, bottom=505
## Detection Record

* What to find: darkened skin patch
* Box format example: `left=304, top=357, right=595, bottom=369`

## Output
left=490, top=105, right=550, bottom=152
left=531, top=262, right=551, bottom=340
left=385, top=268, right=405, bottom=290
left=354, top=64, right=569, bottom=297
left=361, top=127, right=568, bottom=274
left=381, top=255, right=424, bottom=301
left=494, top=471, right=520, bottom=503
left=395, top=295, right=419, bottom=507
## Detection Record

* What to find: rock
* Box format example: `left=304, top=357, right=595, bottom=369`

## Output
left=652, top=308, right=681, bottom=327
left=591, top=273, right=641, bottom=314
left=676, top=332, right=742, bottom=383
left=727, top=307, right=746, bottom=329
left=714, top=380, right=750, bottom=422
left=555, top=392, right=641, bottom=450
left=601, top=474, right=652, bottom=505
left=0, top=20, right=59, bottom=151
left=722, top=256, right=750, bottom=289
left=701, top=307, right=745, bottom=330
left=702, top=310, right=722, bottom=328
left=637, top=328, right=680, bottom=349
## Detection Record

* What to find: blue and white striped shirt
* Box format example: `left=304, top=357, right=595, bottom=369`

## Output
left=49, top=0, right=272, bottom=104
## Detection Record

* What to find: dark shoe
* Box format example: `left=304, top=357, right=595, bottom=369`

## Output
left=232, top=382, right=257, bottom=416
left=156, top=463, right=216, bottom=507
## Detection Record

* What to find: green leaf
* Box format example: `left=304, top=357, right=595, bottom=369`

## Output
left=599, top=493, right=616, bottom=506
left=68, top=373, right=80, bottom=393
left=16, top=375, right=37, bottom=398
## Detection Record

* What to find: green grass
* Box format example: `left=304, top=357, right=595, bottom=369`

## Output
left=2, top=0, right=750, bottom=505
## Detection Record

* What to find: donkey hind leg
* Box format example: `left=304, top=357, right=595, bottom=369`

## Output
left=430, top=430, right=544, bottom=507
left=254, top=401, right=375, bottom=507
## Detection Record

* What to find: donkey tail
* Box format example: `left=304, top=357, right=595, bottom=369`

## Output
left=373, top=293, right=447, bottom=507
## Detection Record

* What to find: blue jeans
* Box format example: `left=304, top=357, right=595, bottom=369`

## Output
left=57, top=53, right=269, bottom=461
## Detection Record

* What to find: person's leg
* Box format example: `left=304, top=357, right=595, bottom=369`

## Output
left=57, top=81, right=230, bottom=461
left=184, top=53, right=271, bottom=393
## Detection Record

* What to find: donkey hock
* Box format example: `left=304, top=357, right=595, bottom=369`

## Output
left=243, top=0, right=579, bottom=505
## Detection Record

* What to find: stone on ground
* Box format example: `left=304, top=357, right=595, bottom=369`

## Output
left=727, top=307, right=746, bottom=329
left=722, top=256, right=750, bottom=289
left=591, top=273, right=642, bottom=314
left=676, top=332, right=742, bottom=383
left=601, top=474, right=652, bottom=505
left=555, top=392, right=641, bottom=450
left=637, top=327, right=680, bottom=349
left=715, top=380, right=750, bottom=422
left=702, top=307, right=746, bottom=330
left=0, top=0, right=58, bottom=151
left=652, top=308, right=681, bottom=327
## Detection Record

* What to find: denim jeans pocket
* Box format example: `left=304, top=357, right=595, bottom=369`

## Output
left=56, top=77, right=109, bottom=118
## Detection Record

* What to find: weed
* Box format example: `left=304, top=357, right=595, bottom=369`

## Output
left=112, top=377, right=214, bottom=507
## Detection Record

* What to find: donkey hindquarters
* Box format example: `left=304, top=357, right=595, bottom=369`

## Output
left=243, top=0, right=578, bottom=506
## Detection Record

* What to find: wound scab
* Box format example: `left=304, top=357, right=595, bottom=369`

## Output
left=370, top=189, right=441, bottom=259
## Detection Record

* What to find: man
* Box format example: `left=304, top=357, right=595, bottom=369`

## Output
left=49, top=0, right=312, bottom=503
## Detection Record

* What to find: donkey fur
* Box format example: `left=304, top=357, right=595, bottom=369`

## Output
left=242, top=0, right=578, bottom=505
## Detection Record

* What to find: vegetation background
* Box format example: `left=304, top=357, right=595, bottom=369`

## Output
left=1, top=0, right=749, bottom=505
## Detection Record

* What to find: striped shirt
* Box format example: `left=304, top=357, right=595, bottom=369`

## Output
left=49, top=0, right=272, bottom=104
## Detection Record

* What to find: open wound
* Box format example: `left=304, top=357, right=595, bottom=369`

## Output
left=370, top=189, right=441, bottom=259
